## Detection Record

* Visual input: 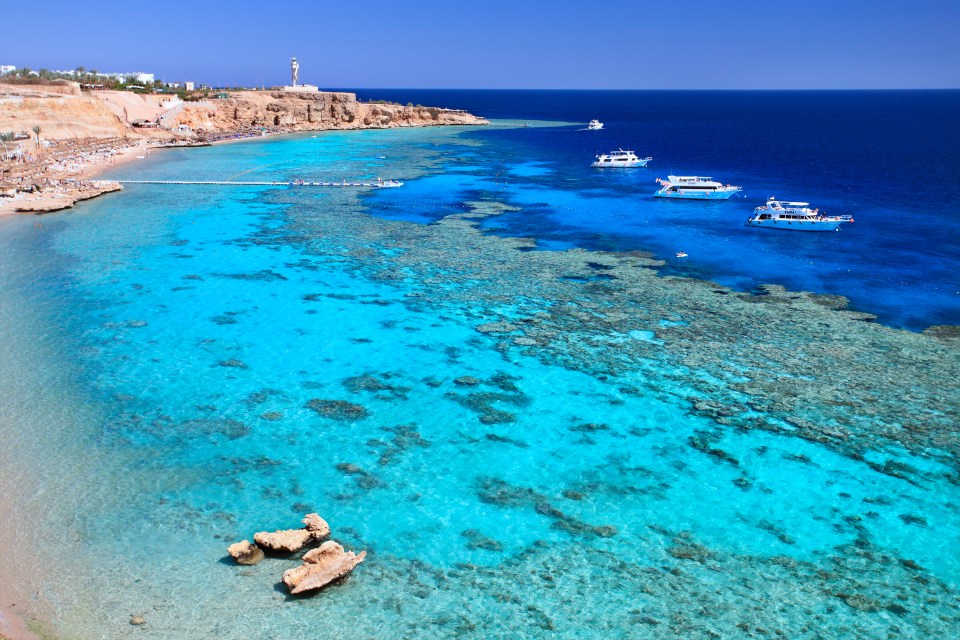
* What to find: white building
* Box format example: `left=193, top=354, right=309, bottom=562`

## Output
left=184, top=81, right=194, bottom=91
left=0, top=65, right=15, bottom=75
left=95, top=71, right=156, bottom=84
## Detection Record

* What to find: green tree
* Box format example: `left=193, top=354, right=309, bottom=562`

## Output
left=0, top=131, right=13, bottom=156
left=32, top=125, right=41, bottom=146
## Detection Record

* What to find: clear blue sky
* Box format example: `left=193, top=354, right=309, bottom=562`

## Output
left=5, top=0, right=959, bottom=89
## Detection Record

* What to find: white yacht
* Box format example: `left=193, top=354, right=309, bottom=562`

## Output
left=587, top=119, right=604, bottom=131
left=592, top=149, right=652, bottom=168
left=654, top=176, right=741, bottom=200
left=746, top=198, right=854, bottom=232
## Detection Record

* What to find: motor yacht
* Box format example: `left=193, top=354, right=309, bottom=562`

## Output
left=592, top=149, right=652, bottom=168
left=654, top=176, right=741, bottom=200
left=746, top=198, right=853, bottom=231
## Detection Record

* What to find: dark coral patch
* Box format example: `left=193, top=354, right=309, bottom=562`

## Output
left=305, top=399, right=369, bottom=421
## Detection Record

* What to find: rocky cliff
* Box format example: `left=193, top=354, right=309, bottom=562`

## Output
left=0, top=84, right=130, bottom=140
left=174, top=90, right=487, bottom=134
left=1, top=84, right=486, bottom=144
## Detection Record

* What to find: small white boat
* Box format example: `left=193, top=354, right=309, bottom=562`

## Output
left=654, top=176, right=741, bottom=200
left=675, top=252, right=688, bottom=258
left=375, top=178, right=404, bottom=188
left=587, top=119, right=604, bottom=131
left=592, top=149, right=652, bottom=168
left=746, top=198, right=854, bottom=232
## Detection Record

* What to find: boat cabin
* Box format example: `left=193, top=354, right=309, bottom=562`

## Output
left=756, top=200, right=826, bottom=220
left=597, top=149, right=637, bottom=161
left=666, top=176, right=723, bottom=190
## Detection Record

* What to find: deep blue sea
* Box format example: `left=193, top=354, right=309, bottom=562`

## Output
left=356, top=90, right=960, bottom=330
left=0, top=91, right=958, bottom=639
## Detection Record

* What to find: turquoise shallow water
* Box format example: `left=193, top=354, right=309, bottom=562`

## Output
left=1, top=125, right=959, bottom=638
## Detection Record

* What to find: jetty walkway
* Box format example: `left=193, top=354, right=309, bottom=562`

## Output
left=114, top=180, right=403, bottom=188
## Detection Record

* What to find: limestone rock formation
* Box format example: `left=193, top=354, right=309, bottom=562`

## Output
left=0, top=83, right=130, bottom=141
left=302, top=513, right=330, bottom=539
left=252, top=513, right=330, bottom=553
left=14, top=180, right=122, bottom=213
left=282, top=540, right=366, bottom=594
left=174, top=90, right=486, bottom=136
left=0, top=83, right=485, bottom=149
left=254, top=528, right=314, bottom=553
left=227, top=540, right=265, bottom=565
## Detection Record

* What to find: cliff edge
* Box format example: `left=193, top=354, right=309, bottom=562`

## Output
left=0, top=83, right=486, bottom=215
left=174, top=90, right=487, bottom=136
left=0, top=83, right=487, bottom=144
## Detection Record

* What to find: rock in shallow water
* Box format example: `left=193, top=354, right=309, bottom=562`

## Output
left=282, top=540, right=366, bottom=594
left=227, top=540, right=265, bottom=565
left=254, top=528, right=313, bottom=553
left=302, top=513, right=331, bottom=538
left=253, top=513, right=330, bottom=553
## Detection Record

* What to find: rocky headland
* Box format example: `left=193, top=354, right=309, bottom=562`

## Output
left=174, top=90, right=487, bottom=138
left=0, top=81, right=487, bottom=215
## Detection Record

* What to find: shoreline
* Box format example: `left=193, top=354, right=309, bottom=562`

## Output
left=0, top=141, right=145, bottom=216
left=0, top=590, right=40, bottom=640
left=0, top=123, right=487, bottom=217
left=0, top=82, right=487, bottom=217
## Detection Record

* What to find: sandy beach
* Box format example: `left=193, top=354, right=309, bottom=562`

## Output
left=0, top=587, right=39, bottom=640
left=2, top=135, right=283, bottom=216
left=0, top=142, right=144, bottom=216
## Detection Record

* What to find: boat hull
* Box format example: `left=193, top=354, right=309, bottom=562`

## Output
left=745, top=218, right=848, bottom=231
left=654, top=189, right=738, bottom=200
left=593, top=159, right=650, bottom=168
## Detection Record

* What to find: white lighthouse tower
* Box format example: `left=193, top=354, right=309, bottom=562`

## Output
left=283, top=56, right=318, bottom=92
